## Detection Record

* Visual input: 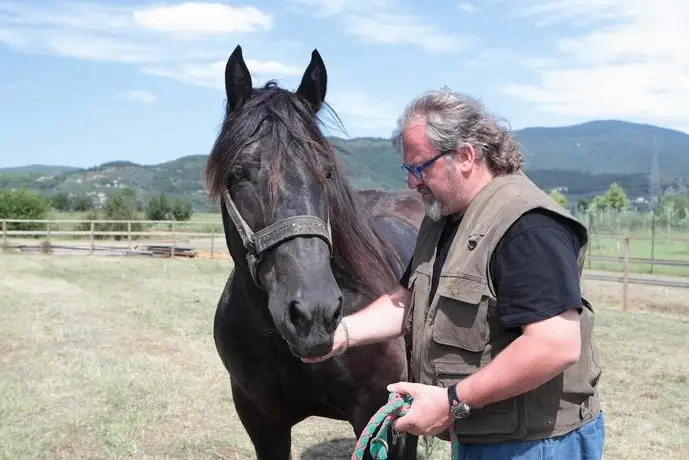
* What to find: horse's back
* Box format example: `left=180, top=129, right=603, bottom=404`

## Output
left=356, top=189, right=423, bottom=278
left=357, top=189, right=425, bottom=228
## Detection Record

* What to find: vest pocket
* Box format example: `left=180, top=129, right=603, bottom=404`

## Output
left=434, top=361, right=526, bottom=437
left=430, top=278, right=489, bottom=353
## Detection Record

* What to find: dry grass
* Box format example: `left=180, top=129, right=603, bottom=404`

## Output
left=1, top=255, right=688, bottom=459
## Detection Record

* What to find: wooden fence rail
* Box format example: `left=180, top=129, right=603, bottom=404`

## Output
left=2, top=221, right=689, bottom=312
left=1, top=218, right=222, bottom=259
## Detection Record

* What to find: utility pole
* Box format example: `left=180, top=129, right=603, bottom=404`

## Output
left=649, top=136, right=660, bottom=273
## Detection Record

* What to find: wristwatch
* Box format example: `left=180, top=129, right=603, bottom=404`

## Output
left=447, top=384, right=471, bottom=419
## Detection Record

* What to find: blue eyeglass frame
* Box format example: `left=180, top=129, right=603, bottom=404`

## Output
left=400, top=151, right=447, bottom=179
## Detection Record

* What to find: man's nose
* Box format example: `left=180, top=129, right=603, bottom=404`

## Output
left=407, top=172, right=422, bottom=189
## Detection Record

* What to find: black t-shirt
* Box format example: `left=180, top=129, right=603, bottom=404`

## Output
left=399, top=208, right=586, bottom=330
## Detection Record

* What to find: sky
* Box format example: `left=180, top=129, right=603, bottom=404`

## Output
left=0, top=0, right=687, bottom=168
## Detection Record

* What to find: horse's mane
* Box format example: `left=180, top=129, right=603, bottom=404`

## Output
left=205, top=81, right=399, bottom=298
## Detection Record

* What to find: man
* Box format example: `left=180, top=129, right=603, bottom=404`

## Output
left=302, top=88, right=604, bottom=459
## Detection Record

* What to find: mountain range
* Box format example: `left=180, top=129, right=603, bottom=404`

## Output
left=1, top=120, right=687, bottom=210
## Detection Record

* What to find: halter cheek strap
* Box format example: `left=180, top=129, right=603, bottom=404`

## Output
left=222, top=190, right=332, bottom=289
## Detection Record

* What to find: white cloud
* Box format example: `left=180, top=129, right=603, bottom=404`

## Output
left=133, top=2, right=272, bottom=37
left=344, top=13, right=471, bottom=54
left=291, top=0, right=471, bottom=54
left=117, top=90, right=157, bottom=104
left=457, top=3, right=476, bottom=13
left=501, top=0, right=689, bottom=131
left=0, top=0, right=411, bottom=133
left=0, top=1, right=299, bottom=87
left=325, top=89, right=402, bottom=135
left=48, top=36, right=156, bottom=63
left=290, top=0, right=391, bottom=16
left=144, top=59, right=305, bottom=89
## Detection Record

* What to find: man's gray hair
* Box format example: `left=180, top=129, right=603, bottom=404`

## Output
left=391, top=87, right=524, bottom=175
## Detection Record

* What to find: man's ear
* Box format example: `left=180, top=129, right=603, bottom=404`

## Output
left=456, top=145, right=477, bottom=172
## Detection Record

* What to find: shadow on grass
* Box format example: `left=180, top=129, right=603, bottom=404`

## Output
left=300, top=437, right=354, bottom=460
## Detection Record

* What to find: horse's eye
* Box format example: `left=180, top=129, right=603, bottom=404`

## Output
left=325, top=166, right=334, bottom=179
left=230, top=165, right=247, bottom=182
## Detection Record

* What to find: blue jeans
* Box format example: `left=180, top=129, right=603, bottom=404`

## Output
left=458, top=411, right=605, bottom=460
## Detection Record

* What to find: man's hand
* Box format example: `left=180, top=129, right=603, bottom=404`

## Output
left=386, top=382, right=454, bottom=436
left=300, top=319, right=348, bottom=363
left=300, top=285, right=411, bottom=364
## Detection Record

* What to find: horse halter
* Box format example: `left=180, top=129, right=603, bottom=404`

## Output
left=222, top=190, right=333, bottom=289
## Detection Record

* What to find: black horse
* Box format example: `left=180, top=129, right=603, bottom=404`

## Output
left=206, top=45, right=425, bottom=460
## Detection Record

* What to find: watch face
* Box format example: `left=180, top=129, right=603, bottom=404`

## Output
left=451, top=403, right=470, bottom=419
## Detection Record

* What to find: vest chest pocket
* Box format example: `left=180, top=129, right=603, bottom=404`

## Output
left=431, top=277, right=489, bottom=354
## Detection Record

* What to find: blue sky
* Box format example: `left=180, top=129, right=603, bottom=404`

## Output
left=0, top=0, right=686, bottom=168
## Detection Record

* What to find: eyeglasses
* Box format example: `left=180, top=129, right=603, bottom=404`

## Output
left=400, top=151, right=447, bottom=179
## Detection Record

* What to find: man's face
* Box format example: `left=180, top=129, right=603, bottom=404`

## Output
left=401, top=121, right=461, bottom=220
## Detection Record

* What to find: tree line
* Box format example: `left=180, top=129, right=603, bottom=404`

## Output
left=0, top=188, right=194, bottom=232
left=548, top=182, right=689, bottom=230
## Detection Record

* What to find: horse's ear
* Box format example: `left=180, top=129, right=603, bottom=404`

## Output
left=225, top=45, right=252, bottom=112
left=296, top=49, right=327, bottom=112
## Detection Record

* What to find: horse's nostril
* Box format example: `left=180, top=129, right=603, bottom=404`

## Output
left=289, top=299, right=310, bottom=332
left=327, top=296, right=343, bottom=333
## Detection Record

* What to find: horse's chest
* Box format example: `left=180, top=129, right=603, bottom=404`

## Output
left=216, top=302, right=342, bottom=417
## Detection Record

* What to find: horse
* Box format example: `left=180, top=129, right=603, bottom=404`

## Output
left=205, top=44, right=425, bottom=460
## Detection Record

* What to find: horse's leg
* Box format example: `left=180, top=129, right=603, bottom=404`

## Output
left=231, top=378, right=294, bottom=460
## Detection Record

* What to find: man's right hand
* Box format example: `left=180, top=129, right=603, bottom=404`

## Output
left=301, top=285, right=410, bottom=363
left=301, top=318, right=349, bottom=363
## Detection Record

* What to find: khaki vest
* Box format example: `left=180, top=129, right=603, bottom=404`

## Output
left=404, top=170, right=602, bottom=444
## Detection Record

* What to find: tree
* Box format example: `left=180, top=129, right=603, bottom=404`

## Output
left=146, top=193, right=171, bottom=221
left=657, top=192, right=689, bottom=229
left=171, top=197, right=193, bottom=221
left=549, top=190, right=568, bottom=208
left=104, top=188, right=138, bottom=221
left=592, top=182, right=630, bottom=211
left=576, top=198, right=590, bottom=212
left=0, top=188, right=52, bottom=231
left=51, top=192, right=71, bottom=211
left=103, top=188, right=143, bottom=240
left=72, top=194, right=94, bottom=211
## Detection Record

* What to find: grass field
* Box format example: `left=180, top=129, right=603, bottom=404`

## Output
left=1, top=255, right=688, bottom=459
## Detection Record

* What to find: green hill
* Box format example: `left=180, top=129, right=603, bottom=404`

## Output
left=1, top=120, right=687, bottom=210
left=515, top=120, right=688, bottom=178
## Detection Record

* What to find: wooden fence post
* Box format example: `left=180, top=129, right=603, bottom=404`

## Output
left=171, top=222, right=176, bottom=258
left=89, top=221, right=95, bottom=255
left=127, top=221, right=132, bottom=255
left=2, top=220, right=6, bottom=253
left=210, top=228, right=215, bottom=260
left=46, top=221, right=51, bottom=253
left=622, top=237, right=629, bottom=312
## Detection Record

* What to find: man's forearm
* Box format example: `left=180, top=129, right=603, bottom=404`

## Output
left=457, top=319, right=580, bottom=408
left=339, top=285, right=410, bottom=348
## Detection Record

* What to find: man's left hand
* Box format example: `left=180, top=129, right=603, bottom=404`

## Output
left=386, top=382, right=455, bottom=436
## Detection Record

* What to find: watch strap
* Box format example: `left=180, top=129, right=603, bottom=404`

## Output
left=447, top=383, right=459, bottom=407
left=447, top=384, right=471, bottom=419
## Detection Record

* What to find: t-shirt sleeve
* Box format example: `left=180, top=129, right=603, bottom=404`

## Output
left=490, top=209, right=585, bottom=329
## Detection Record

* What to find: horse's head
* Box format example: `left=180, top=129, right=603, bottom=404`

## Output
left=206, top=45, right=346, bottom=359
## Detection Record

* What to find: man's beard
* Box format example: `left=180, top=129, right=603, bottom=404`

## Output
left=424, top=195, right=443, bottom=221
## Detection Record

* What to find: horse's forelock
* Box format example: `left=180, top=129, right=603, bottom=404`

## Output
left=206, top=81, right=399, bottom=296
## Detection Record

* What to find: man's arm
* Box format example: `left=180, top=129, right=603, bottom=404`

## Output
left=457, top=309, right=580, bottom=408
left=301, top=283, right=411, bottom=363
left=335, top=284, right=411, bottom=348
left=456, top=210, right=585, bottom=408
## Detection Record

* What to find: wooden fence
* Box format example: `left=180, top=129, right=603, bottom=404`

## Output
left=3, top=220, right=689, bottom=312
left=0, top=218, right=223, bottom=259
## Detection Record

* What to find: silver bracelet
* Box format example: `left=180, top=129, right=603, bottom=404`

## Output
left=338, top=318, right=350, bottom=355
